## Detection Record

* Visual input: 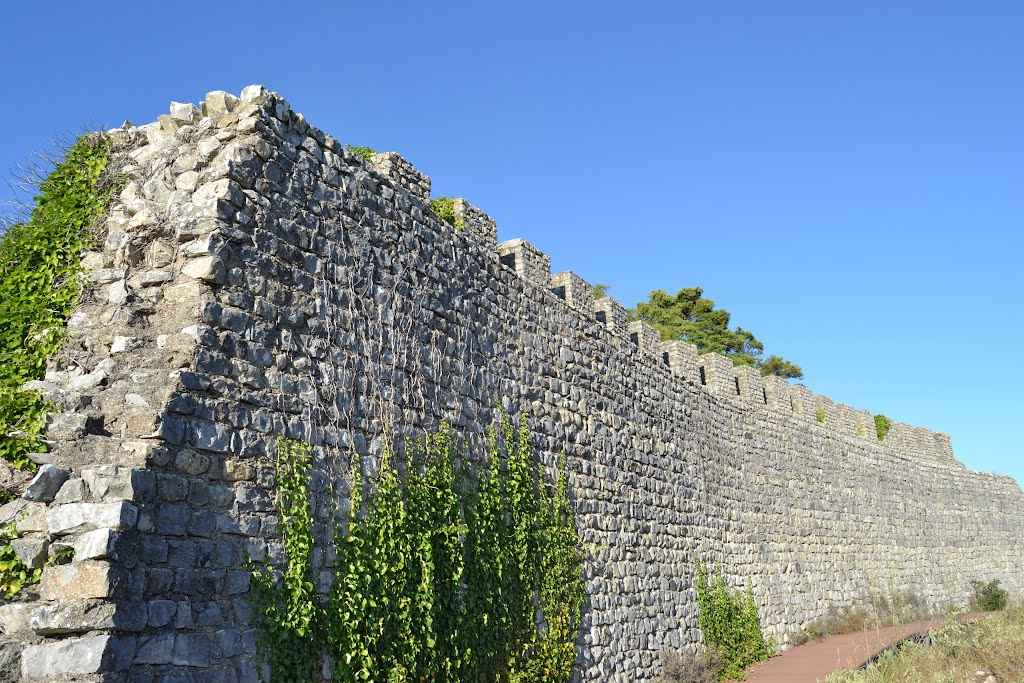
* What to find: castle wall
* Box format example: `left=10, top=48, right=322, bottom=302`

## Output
left=4, top=87, right=1022, bottom=682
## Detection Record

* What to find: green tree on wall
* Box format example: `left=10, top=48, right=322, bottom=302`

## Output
left=632, top=287, right=803, bottom=379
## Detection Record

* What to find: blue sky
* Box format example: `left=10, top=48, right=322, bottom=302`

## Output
left=2, top=1, right=1021, bottom=485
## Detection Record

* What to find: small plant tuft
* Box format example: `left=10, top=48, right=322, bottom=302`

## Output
left=345, top=145, right=376, bottom=163
left=816, top=408, right=826, bottom=424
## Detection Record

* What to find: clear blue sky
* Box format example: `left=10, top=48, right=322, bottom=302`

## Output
left=2, top=2, right=1021, bottom=485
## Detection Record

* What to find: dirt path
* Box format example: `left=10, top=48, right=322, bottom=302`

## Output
left=736, top=612, right=988, bottom=683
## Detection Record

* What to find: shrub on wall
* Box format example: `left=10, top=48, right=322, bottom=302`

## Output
left=250, top=416, right=586, bottom=682
left=430, top=196, right=466, bottom=231
left=874, top=414, right=891, bottom=442
left=0, top=134, right=119, bottom=471
left=695, top=562, right=771, bottom=680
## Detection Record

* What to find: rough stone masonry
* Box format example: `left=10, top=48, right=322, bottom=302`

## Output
left=0, top=86, right=1021, bottom=682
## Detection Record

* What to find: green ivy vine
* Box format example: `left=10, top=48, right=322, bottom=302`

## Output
left=694, top=561, right=771, bottom=680
left=0, top=133, right=120, bottom=470
left=250, top=415, right=585, bottom=682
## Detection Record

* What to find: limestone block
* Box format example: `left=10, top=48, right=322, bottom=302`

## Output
left=203, top=91, right=240, bottom=118
left=181, top=254, right=226, bottom=284
left=21, top=634, right=135, bottom=678
left=46, top=502, right=138, bottom=536
left=21, top=464, right=69, bottom=503
left=10, top=537, right=48, bottom=568
left=39, top=561, right=128, bottom=600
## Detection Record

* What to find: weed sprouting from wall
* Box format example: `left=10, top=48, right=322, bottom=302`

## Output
left=695, top=562, right=771, bottom=680
left=345, top=145, right=376, bottom=164
left=0, top=133, right=121, bottom=471
left=430, top=196, right=466, bottom=231
left=250, top=415, right=586, bottom=682
left=874, top=414, right=892, bottom=442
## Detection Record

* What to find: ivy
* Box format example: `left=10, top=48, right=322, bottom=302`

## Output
left=430, top=196, right=466, bottom=231
left=0, top=519, right=42, bottom=600
left=251, top=416, right=586, bottom=682
left=694, top=562, right=771, bottom=680
left=0, top=134, right=119, bottom=470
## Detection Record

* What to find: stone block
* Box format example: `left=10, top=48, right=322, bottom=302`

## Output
left=21, top=634, right=135, bottom=678
left=21, top=464, right=70, bottom=503
left=40, top=561, right=128, bottom=600
left=46, top=502, right=138, bottom=536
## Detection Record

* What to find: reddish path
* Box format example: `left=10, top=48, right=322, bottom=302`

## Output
left=735, top=612, right=988, bottom=683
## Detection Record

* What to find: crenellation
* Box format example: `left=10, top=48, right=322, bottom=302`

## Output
left=697, top=352, right=735, bottom=397
left=627, top=320, right=661, bottom=356
left=497, top=238, right=551, bottom=287
left=854, top=409, right=875, bottom=442
left=790, top=384, right=815, bottom=421
left=6, top=86, right=1022, bottom=683
left=834, top=403, right=859, bottom=437
left=659, top=340, right=699, bottom=382
left=452, top=198, right=498, bottom=246
left=593, top=296, right=629, bottom=337
left=732, top=365, right=765, bottom=406
left=369, top=151, right=431, bottom=204
left=761, top=375, right=793, bottom=412
left=550, top=271, right=595, bottom=316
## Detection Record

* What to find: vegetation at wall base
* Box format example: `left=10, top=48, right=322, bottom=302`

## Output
left=345, top=145, right=377, bottom=163
left=430, top=196, right=467, bottom=231
left=873, top=414, right=891, bottom=442
left=970, top=579, right=1008, bottom=611
left=789, top=590, right=931, bottom=647
left=632, top=287, right=803, bottom=379
left=250, top=416, right=586, bottom=682
left=823, top=604, right=1024, bottom=683
left=0, top=133, right=119, bottom=470
left=694, top=562, right=771, bottom=680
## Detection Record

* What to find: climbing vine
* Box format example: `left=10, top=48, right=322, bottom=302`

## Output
left=250, top=415, right=586, bottom=682
left=694, top=561, right=771, bottom=680
left=0, top=133, right=120, bottom=470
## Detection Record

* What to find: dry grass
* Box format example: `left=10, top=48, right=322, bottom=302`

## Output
left=823, top=604, right=1024, bottom=683
left=656, top=646, right=725, bottom=683
left=790, top=591, right=932, bottom=646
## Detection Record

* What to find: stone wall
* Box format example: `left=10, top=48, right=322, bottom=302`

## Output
left=2, top=86, right=1022, bottom=682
